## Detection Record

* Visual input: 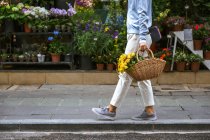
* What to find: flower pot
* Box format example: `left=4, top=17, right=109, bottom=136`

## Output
left=193, top=40, right=203, bottom=50
left=51, top=54, right=60, bottom=62
left=191, top=62, right=200, bottom=72
left=97, top=64, right=104, bottom=71
left=176, top=62, right=186, bottom=72
left=12, top=56, right=18, bottom=62
left=204, top=51, right=210, bottom=60
left=79, top=55, right=94, bottom=70
left=64, top=53, right=73, bottom=62
left=163, top=63, right=171, bottom=72
left=31, top=56, right=37, bottom=62
left=24, top=23, right=32, bottom=33
left=107, top=64, right=114, bottom=71
left=172, top=24, right=183, bottom=31
left=37, top=54, right=45, bottom=62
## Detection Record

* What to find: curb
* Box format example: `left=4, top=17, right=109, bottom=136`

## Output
left=1, top=119, right=210, bottom=131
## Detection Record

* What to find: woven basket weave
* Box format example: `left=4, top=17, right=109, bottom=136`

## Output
left=126, top=49, right=166, bottom=81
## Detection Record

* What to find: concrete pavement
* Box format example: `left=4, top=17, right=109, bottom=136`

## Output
left=0, top=84, right=210, bottom=131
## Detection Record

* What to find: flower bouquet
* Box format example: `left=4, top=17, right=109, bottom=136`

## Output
left=117, top=49, right=166, bottom=81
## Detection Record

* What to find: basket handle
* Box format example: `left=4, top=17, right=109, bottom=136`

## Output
left=136, top=48, right=154, bottom=61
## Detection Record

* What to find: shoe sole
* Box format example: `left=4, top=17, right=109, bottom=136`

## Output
left=131, top=116, right=158, bottom=121
left=92, top=108, right=115, bottom=121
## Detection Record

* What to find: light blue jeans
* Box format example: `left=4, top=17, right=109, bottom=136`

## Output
left=110, top=34, right=155, bottom=107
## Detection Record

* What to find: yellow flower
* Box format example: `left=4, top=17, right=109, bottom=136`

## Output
left=105, top=27, right=109, bottom=32
left=131, top=53, right=135, bottom=57
left=159, top=12, right=164, bottom=17
left=125, top=59, right=130, bottom=63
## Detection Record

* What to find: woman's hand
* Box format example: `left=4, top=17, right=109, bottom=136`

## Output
left=139, top=43, right=148, bottom=52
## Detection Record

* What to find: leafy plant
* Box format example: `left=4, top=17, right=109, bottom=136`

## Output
left=193, top=24, right=208, bottom=40
left=203, top=38, right=210, bottom=51
left=165, top=16, right=185, bottom=27
left=174, top=51, right=188, bottom=62
left=47, top=31, right=64, bottom=55
left=189, top=53, right=204, bottom=62
left=75, top=31, right=96, bottom=56
left=155, top=48, right=173, bottom=64
left=0, top=4, right=26, bottom=23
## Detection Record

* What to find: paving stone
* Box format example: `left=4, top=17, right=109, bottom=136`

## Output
left=2, top=98, right=23, bottom=106
left=0, top=116, right=6, bottom=120
left=4, top=115, right=52, bottom=120
left=192, top=96, right=210, bottom=106
left=51, top=113, right=98, bottom=119
left=182, top=106, right=210, bottom=115
left=19, top=98, right=44, bottom=106
left=154, top=91, right=171, bottom=96
left=31, top=106, right=58, bottom=115
left=189, top=114, right=210, bottom=119
left=205, top=91, right=210, bottom=95
left=118, top=106, right=142, bottom=115
left=7, top=85, right=19, bottom=91
left=171, top=91, right=206, bottom=96
left=155, top=106, right=183, bottom=111
left=59, top=98, right=80, bottom=107
left=40, top=98, right=62, bottom=106
left=0, top=85, right=11, bottom=90
left=155, top=96, right=179, bottom=106
left=159, top=84, right=190, bottom=92
left=0, top=106, right=16, bottom=115
left=157, top=114, right=190, bottom=119
left=187, top=84, right=210, bottom=92
left=175, top=96, right=200, bottom=106
left=15, top=85, right=41, bottom=91
left=54, top=107, right=79, bottom=115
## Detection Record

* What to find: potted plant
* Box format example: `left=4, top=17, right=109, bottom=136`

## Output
left=63, top=43, right=74, bottom=62
left=174, top=51, right=187, bottom=72
left=203, top=38, right=210, bottom=60
left=31, top=52, right=37, bottom=62
left=21, top=5, right=50, bottom=32
left=165, top=16, right=185, bottom=31
left=92, top=55, right=106, bottom=71
left=74, top=30, right=96, bottom=70
left=155, top=48, right=173, bottom=72
left=91, top=30, right=114, bottom=70
left=189, top=53, right=203, bottom=72
left=193, top=24, right=208, bottom=50
left=0, top=3, right=25, bottom=32
left=18, top=54, right=25, bottom=62
left=0, top=53, right=8, bottom=62
left=12, top=53, right=19, bottom=62
left=48, top=30, right=64, bottom=62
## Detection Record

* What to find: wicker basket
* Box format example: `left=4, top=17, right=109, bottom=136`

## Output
left=126, top=49, right=166, bottom=81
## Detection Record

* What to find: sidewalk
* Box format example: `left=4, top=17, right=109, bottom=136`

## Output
left=0, top=84, right=210, bottom=131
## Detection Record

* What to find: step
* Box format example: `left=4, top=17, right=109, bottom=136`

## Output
left=1, top=119, right=210, bottom=131
left=0, top=130, right=210, bottom=140
left=0, top=71, right=210, bottom=85
left=173, top=31, right=210, bottom=70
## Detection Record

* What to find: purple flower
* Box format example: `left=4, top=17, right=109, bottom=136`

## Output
left=205, top=38, right=210, bottom=44
left=53, top=30, right=59, bottom=35
left=48, top=36, right=54, bottom=41
left=85, top=23, right=90, bottom=31
left=50, top=8, right=67, bottom=17
left=67, top=3, right=76, bottom=16
left=113, top=30, right=119, bottom=39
